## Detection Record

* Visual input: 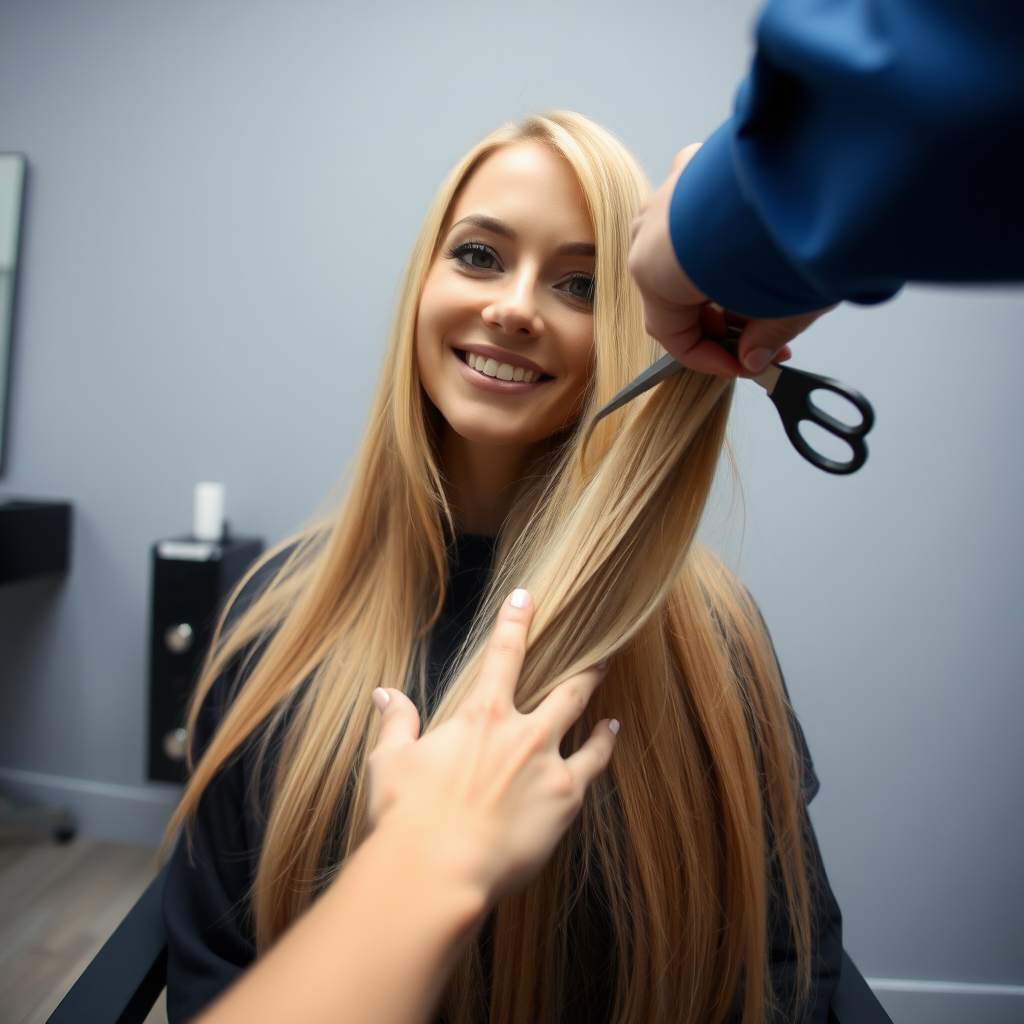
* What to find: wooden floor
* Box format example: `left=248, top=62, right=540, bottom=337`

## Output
left=0, top=830, right=168, bottom=1024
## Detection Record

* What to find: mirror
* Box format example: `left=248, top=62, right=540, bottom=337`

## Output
left=0, top=154, right=26, bottom=475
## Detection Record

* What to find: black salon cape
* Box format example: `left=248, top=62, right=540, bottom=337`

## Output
left=164, top=535, right=843, bottom=1023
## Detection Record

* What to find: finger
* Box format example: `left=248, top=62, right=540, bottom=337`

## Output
left=372, top=688, right=421, bottom=752
left=669, top=337, right=742, bottom=377
left=564, top=719, right=619, bottom=790
left=669, top=142, right=701, bottom=176
left=629, top=204, right=650, bottom=245
left=472, top=589, right=534, bottom=706
left=736, top=322, right=802, bottom=375
left=736, top=309, right=830, bottom=374
left=643, top=313, right=701, bottom=359
left=698, top=301, right=731, bottom=339
left=533, top=662, right=609, bottom=739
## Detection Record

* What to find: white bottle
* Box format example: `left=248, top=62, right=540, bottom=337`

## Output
left=192, top=482, right=225, bottom=542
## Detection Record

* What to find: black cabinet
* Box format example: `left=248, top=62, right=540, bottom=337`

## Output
left=0, top=500, right=71, bottom=584
left=148, top=536, right=262, bottom=783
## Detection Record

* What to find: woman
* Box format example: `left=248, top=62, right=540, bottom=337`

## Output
left=164, top=111, right=842, bottom=1024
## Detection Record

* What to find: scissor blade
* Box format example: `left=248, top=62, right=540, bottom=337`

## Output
left=590, top=352, right=683, bottom=428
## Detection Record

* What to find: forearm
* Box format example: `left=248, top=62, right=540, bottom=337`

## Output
left=196, top=820, right=487, bottom=1024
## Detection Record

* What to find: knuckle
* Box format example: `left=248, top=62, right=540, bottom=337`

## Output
left=466, top=692, right=506, bottom=725
left=485, top=696, right=507, bottom=723
left=489, top=634, right=524, bottom=659
left=551, top=765, right=577, bottom=801
left=561, top=679, right=588, bottom=717
left=524, top=721, right=549, bottom=753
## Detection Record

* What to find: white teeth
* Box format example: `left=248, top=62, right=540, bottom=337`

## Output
left=465, top=352, right=540, bottom=383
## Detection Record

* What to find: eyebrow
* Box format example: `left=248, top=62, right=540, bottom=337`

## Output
left=450, top=214, right=517, bottom=240
left=449, top=214, right=596, bottom=259
left=555, top=240, right=596, bottom=258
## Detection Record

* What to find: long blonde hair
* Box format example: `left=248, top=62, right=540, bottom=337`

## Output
left=165, top=112, right=812, bottom=1024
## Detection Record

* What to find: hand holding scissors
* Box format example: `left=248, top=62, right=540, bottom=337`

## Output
left=590, top=324, right=875, bottom=475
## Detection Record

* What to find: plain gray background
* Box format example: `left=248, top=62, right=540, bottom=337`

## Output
left=0, top=1, right=1021, bottom=1019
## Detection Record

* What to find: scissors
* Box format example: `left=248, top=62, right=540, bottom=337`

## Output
left=590, top=324, right=875, bottom=475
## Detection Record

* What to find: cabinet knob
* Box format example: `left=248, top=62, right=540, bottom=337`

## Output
left=164, top=622, right=194, bottom=654
left=163, top=727, right=189, bottom=761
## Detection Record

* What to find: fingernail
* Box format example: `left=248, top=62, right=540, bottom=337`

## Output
left=709, top=302, right=724, bottom=312
left=510, top=588, right=531, bottom=609
left=743, top=347, right=774, bottom=373
left=596, top=657, right=610, bottom=671
left=609, top=719, right=621, bottom=735
left=371, top=687, right=390, bottom=712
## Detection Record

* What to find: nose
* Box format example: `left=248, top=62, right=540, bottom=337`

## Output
left=481, top=266, right=544, bottom=337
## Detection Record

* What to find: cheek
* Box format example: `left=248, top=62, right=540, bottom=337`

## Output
left=416, top=275, right=441, bottom=354
left=560, top=322, right=596, bottom=391
left=417, top=264, right=471, bottom=341
left=415, top=271, right=449, bottom=388
left=538, top=323, right=594, bottom=432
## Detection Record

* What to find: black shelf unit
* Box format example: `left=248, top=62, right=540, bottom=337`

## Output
left=148, top=535, right=263, bottom=782
left=0, top=499, right=71, bottom=585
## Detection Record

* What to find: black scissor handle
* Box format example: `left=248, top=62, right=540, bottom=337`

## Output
left=769, top=366, right=875, bottom=475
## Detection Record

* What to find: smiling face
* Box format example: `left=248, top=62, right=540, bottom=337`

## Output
left=416, top=141, right=596, bottom=453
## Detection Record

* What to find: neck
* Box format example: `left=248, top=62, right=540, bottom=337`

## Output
left=440, top=427, right=542, bottom=535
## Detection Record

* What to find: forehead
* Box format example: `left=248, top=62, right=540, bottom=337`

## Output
left=448, top=141, right=594, bottom=243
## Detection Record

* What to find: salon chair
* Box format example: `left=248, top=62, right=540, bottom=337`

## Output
left=45, top=865, right=894, bottom=1024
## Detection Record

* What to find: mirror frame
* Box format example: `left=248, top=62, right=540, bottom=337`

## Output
left=0, top=153, right=27, bottom=476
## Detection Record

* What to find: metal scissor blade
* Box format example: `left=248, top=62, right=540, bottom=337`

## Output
left=589, top=352, right=683, bottom=429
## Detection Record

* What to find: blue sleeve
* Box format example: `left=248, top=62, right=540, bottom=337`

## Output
left=669, top=0, right=1024, bottom=318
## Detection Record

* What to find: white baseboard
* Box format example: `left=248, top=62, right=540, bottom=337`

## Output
left=868, top=977, right=1024, bottom=1024
left=0, top=765, right=181, bottom=847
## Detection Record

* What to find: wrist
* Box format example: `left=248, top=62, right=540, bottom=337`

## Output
left=362, top=813, right=491, bottom=934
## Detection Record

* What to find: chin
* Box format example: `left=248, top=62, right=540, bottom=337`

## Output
left=445, top=410, right=547, bottom=448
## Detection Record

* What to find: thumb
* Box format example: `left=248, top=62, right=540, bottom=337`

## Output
left=670, top=142, right=701, bottom=177
left=371, top=687, right=421, bottom=752
left=737, top=309, right=830, bottom=373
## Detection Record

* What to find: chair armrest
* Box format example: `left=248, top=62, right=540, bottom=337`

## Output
left=47, top=864, right=169, bottom=1024
left=49, top=869, right=890, bottom=1024
left=829, top=950, right=894, bottom=1024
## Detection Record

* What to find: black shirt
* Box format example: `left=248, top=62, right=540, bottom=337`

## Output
left=163, top=535, right=842, bottom=1023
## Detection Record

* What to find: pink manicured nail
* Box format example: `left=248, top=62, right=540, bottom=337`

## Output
left=371, top=687, right=390, bottom=712
left=744, top=347, right=774, bottom=373
left=510, top=588, right=531, bottom=609
left=609, top=719, right=621, bottom=735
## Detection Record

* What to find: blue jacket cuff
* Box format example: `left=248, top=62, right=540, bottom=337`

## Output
left=669, top=120, right=839, bottom=319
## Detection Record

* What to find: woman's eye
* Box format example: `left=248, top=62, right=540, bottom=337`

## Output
left=449, top=242, right=499, bottom=271
left=564, top=273, right=595, bottom=305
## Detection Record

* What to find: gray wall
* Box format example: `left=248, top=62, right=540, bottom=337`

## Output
left=0, top=1, right=1020, bottom=1019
